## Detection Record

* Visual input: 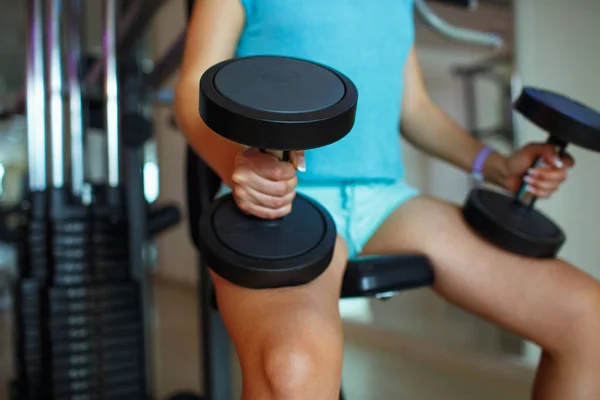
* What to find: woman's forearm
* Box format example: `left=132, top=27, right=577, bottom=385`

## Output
left=400, top=97, right=509, bottom=187
left=174, top=79, right=244, bottom=188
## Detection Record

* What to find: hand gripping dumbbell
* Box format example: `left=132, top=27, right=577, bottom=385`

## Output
left=463, top=87, right=600, bottom=258
left=198, top=56, right=358, bottom=289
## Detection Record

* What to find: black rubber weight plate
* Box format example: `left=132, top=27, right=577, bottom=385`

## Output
left=463, top=188, right=565, bottom=258
left=215, top=57, right=344, bottom=113
left=515, top=87, right=600, bottom=152
left=200, top=194, right=336, bottom=289
left=199, top=55, right=358, bottom=150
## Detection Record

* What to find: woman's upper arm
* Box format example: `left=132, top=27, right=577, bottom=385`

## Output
left=179, top=0, right=245, bottom=83
left=175, top=0, right=245, bottom=142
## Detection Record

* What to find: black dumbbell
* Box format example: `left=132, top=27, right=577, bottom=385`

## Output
left=198, top=56, right=357, bottom=289
left=463, top=87, right=600, bottom=258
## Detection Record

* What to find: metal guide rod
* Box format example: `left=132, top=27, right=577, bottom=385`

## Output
left=74, top=0, right=173, bottom=94
left=47, top=0, right=65, bottom=189
left=26, top=0, right=47, bottom=191
left=85, top=0, right=142, bottom=88
left=10, top=0, right=155, bottom=116
left=104, top=0, right=120, bottom=187
left=415, top=0, right=504, bottom=49
left=68, top=0, right=85, bottom=197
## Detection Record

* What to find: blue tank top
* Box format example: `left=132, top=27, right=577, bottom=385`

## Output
left=237, top=0, right=415, bottom=183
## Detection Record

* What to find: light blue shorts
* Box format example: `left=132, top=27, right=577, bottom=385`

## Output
left=216, top=181, right=420, bottom=258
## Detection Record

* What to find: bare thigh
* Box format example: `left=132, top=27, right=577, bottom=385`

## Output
left=361, top=195, right=600, bottom=352
left=210, top=236, right=348, bottom=399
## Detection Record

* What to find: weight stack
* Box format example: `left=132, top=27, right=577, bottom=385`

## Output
left=12, top=192, right=51, bottom=400
left=14, top=279, right=46, bottom=400
left=44, top=187, right=146, bottom=399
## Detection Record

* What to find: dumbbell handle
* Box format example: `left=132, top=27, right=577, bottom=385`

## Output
left=514, top=136, right=567, bottom=208
left=260, top=149, right=291, bottom=163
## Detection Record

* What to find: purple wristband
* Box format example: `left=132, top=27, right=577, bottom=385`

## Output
left=472, top=145, right=494, bottom=183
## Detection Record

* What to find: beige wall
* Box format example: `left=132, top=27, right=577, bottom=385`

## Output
left=514, top=0, right=600, bottom=276
left=513, top=0, right=600, bottom=364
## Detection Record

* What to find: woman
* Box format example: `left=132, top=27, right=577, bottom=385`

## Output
left=175, top=0, right=600, bottom=398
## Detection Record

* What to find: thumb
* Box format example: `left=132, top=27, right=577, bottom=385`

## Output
left=527, top=143, right=562, bottom=168
left=290, top=150, right=306, bottom=172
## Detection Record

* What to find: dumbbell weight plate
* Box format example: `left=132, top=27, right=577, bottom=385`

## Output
left=200, top=56, right=357, bottom=150
left=200, top=193, right=337, bottom=289
left=463, top=188, right=565, bottom=258
left=515, top=87, right=600, bottom=153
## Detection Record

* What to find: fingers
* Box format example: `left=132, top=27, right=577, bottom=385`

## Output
left=233, top=159, right=298, bottom=197
left=524, top=160, right=569, bottom=199
left=520, top=142, right=576, bottom=199
left=527, top=142, right=575, bottom=169
left=236, top=177, right=297, bottom=207
left=236, top=199, right=293, bottom=219
left=523, top=177, right=558, bottom=198
left=251, top=154, right=297, bottom=181
left=523, top=184, right=554, bottom=199
left=290, top=150, right=306, bottom=172
left=234, top=185, right=296, bottom=218
left=232, top=148, right=300, bottom=219
left=527, top=165, right=567, bottom=184
left=233, top=172, right=296, bottom=219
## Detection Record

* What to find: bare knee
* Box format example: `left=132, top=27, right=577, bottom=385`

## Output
left=545, top=279, right=600, bottom=358
left=261, top=314, right=343, bottom=399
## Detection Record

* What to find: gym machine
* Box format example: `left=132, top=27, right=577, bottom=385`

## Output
left=2, top=0, right=182, bottom=398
